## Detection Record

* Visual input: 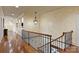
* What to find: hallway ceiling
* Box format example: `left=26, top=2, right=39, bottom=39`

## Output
left=2, top=6, right=63, bottom=18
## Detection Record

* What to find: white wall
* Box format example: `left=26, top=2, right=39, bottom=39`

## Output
left=39, top=7, right=79, bottom=46
left=23, top=11, right=40, bottom=32
left=0, top=7, right=4, bottom=17
left=0, top=7, right=17, bottom=40
left=20, top=7, right=79, bottom=46
left=4, top=16, right=16, bottom=31
left=0, top=7, right=4, bottom=39
left=4, top=16, right=17, bottom=39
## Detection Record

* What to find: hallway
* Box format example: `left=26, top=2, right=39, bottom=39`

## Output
left=0, top=6, right=79, bottom=53
left=0, top=31, right=38, bottom=53
left=0, top=30, right=78, bottom=53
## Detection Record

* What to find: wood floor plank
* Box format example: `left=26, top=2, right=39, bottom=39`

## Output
left=0, top=34, right=38, bottom=53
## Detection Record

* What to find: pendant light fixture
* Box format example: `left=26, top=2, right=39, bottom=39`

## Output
left=33, top=11, right=38, bottom=24
left=15, top=6, right=19, bottom=8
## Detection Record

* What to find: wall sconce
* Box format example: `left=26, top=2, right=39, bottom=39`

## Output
left=21, top=17, right=24, bottom=28
left=21, top=23, right=23, bottom=28
left=33, top=11, right=38, bottom=24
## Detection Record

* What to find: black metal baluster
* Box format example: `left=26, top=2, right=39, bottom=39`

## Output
left=64, top=33, right=66, bottom=51
left=54, top=41, right=56, bottom=52
left=50, top=36, right=52, bottom=53
left=28, top=32, right=30, bottom=45
left=55, top=40, right=57, bottom=53
left=56, top=40, right=58, bottom=52
left=54, top=41, right=56, bottom=53
left=57, top=39, right=59, bottom=52
left=59, top=38, right=60, bottom=49
left=45, top=36, right=46, bottom=53
left=57, top=40, right=58, bottom=48
left=62, top=36, right=64, bottom=49
left=44, top=36, right=45, bottom=53
left=48, top=37, right=50, bottom=53
left=46, top=36, right=48, bottom=53
left=41, top=35, right=43, bottom=52
left=43, top=35, right=44, bottom=53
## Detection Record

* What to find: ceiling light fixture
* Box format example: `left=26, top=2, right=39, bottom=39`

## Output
left=15, top=6, right=19, bottom=8
left=33, top=11, right=38, bottom=24
left=11, top=13, right=14, bottom=16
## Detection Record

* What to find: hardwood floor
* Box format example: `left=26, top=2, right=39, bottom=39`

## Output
left=0, top=34, right=38, bottom=53
left=0, top=33, right=79, bottom=53
left=59, top=45, right=79, bottom=53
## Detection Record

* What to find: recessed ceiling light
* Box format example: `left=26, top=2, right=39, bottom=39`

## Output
left=15, top=6, right=19, bottom=8
left=11, top=13, right=14, bottom=16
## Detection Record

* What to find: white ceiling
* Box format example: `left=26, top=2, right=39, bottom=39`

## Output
left=1, top=6, right=64, bottom=18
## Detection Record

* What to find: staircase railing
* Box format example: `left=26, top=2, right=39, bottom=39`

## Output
left=22, top=30, right=52, bottom=53
left=37, top=33, right=64, bottom=53
left=22, top=29, right=73, bottom=53
left=37, top=31, right=73, bottom=53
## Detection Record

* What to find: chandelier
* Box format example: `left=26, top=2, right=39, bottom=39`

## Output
left=33, top=11, right=38, bottom=24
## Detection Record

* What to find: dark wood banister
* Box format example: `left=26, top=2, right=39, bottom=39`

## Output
left=22, top=30, right=52, bottom=52
left=22, top=30, right=73, bottom=52
left=23, top=30, right=52, bottom=36
left=37, top=30, right=73, bottom=50
left=37, top=33, right=64, bottom=49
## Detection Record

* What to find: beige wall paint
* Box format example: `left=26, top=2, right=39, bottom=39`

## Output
left=4, top=16, right=16, bottom=31
left=0, top=7, right=4, bottom=17
left=23, top=11, right=40, bottom=32
left=0, top=7, right=4, bottom=38
left=23, top=7, right=79, bottom=46
left=39, top=7, right=79, bottom=46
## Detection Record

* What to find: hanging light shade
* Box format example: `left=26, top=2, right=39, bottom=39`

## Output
left=33, top=11, right=38, bottom=24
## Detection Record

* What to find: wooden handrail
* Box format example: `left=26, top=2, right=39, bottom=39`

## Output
left=22, top=30, right=52, bottom=37
left=57, top=40, right=71, bottom=45
left=63, top=30, right=73, bottom=34
left=51, top=45, right=64, bottom=51
left=22, top=30, right=73, bottom=52
left=38, top=30, right=73, bottom=48
left=37, top=33, right=64, bottom=49
left=38, top=30, right=73, bottom=52
left=22, top=30, right=52, bottom=53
